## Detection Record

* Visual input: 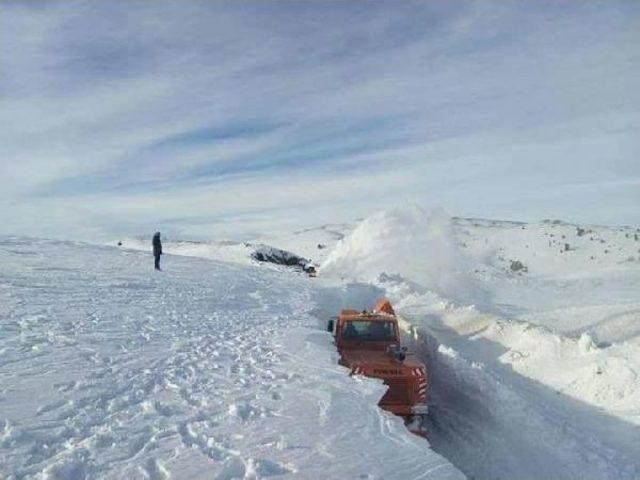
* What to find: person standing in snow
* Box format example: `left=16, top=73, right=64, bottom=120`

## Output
left=152, top=232, right=162, bottom=271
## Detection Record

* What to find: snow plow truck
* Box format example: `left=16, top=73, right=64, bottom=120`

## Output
left=327, top=299, right=429, bottom=436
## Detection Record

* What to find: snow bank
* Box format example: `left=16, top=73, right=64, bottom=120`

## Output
left=320, top=205, right=488, bottom=308
left=400, top=323, right=640, bottom=480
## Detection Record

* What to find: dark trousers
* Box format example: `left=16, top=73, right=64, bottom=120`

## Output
left=154, top=254, right=161, bottom=270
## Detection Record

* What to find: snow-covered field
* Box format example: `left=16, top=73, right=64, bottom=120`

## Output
left=2, top=206, right=639, bottom=479
left=0, top=237, right=461, bottom=479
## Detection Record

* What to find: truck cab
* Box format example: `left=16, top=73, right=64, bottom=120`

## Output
left=328, top=299, right=428, bottom=435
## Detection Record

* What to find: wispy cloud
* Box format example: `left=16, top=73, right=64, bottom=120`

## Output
left=1, top=1, right=639, bottom=240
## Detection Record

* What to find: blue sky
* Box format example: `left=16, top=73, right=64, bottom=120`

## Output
left=1, top=1, right=639, bottom=240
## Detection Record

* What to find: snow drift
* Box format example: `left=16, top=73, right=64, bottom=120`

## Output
left=432, top=336, right=636, bottom=478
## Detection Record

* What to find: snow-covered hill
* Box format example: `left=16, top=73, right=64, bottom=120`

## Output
left=5, top=207, right=638, bottom=480
left=0, top=236, right=462, bottom=479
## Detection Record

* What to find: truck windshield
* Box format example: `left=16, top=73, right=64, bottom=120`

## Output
left=342, top=320, right=397, bottom=341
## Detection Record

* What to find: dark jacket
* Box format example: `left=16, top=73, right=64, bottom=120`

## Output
left=152, top=233, right=162, bottom=256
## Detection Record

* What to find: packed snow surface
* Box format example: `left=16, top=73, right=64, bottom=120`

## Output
left=0, top=237, right=462, bottom=479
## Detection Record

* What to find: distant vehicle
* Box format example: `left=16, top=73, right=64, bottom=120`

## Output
left=327, top=299, right=428, bottom=436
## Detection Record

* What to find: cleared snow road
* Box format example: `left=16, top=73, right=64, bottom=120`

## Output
left=0, top=237, right=462, bottom=480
